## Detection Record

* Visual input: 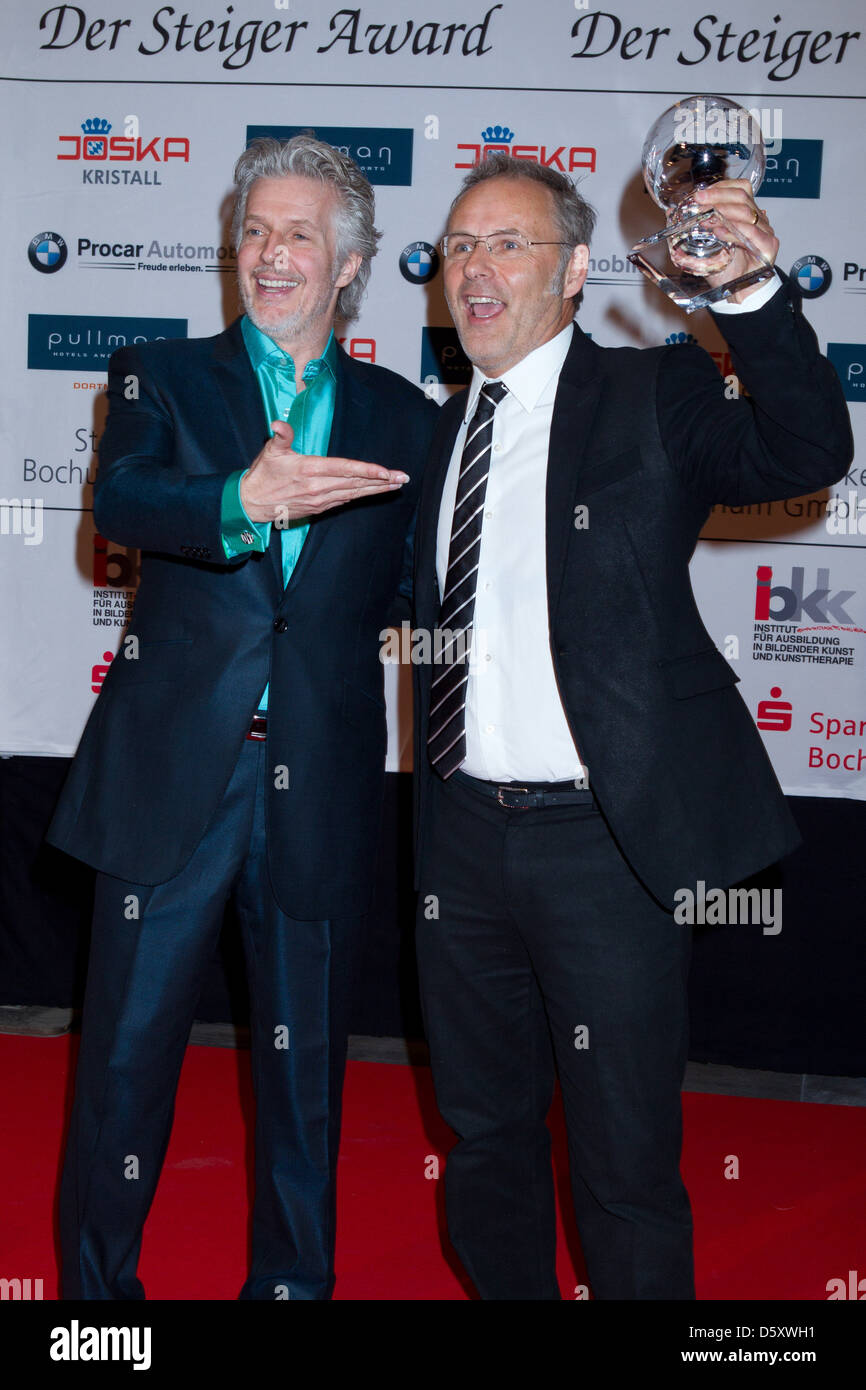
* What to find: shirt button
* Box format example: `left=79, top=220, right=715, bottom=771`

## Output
left=273, top=618, right=288, bottom=633
left=493, top=443, right=502, bottom=453
left=485, top=724, right=495, bottom=734
left=485, top=653, right=492, bottom=662
left=483, top=581, right=492, bottom=591
left=484, top=510, right=493, bottom=520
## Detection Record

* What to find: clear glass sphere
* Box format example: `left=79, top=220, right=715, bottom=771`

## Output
left=641, top=95, right=766, bottom=213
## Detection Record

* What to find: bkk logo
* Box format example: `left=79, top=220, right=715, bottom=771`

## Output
left=455, top=124, right=596, bottom=173
left=246, top=125, right=413, bottom=186
left=754, top=565, right=855, bottom=626
left=28, top=232, right=67, bottom=273
left=760, top=140, right=822, bottom=199
left=93, top=534, right=140, bottom=590
left=28, top=315, right=188, bottom=372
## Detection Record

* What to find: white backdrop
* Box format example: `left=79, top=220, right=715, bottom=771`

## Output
left=2, top=0, right=863, bottom=797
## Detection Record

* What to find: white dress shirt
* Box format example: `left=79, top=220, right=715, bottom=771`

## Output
left=436, top=324, right=584, bottom=783
left=435, top=277, right=781, bottom=783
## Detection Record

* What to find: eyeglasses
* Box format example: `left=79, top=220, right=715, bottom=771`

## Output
left=440, top=231, right=573, bottom=260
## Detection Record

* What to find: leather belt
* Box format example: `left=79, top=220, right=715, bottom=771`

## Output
left=246, top=713, right=267, bottom=741
left=451, top=769, right=592, bottom=810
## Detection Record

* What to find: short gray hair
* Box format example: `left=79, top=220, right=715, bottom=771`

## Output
left=448, top=154, right=596, bottom=312
left=232, top=134, right=381, bottom=322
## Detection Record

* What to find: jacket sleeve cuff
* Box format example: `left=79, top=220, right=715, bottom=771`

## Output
left=709, top=269, right=783, bottom=315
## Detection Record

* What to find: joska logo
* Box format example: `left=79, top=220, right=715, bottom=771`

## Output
left=755, top=565, right=856, bottom=625
left=246, top=126, right=413, bottom=186
left=455, top=123, right=596, bottom=173
left=58, top=116, right=190, bottom=164
left=760, top=140, right=823, bottom=199
left=28, top=315, right=187, bottom=371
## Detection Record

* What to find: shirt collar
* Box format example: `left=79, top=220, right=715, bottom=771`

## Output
left=463, top=322, right=574, bottom=422
left=241, top=315, right=337, bottom=382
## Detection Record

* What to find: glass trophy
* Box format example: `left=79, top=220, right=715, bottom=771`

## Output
left=627, top=95, right=774, bottom=313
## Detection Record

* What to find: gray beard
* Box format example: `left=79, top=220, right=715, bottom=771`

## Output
left=238, top=273, right=339, bottom=348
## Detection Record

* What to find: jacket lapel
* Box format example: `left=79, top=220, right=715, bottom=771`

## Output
left=545, top=327, right=604, bottom=627
left=211, top=321, right=283, bottom=601
left=416, top=394, right=465, bottom=626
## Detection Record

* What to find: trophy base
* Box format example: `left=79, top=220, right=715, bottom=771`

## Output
left=628, top=208, right=775, bottom=313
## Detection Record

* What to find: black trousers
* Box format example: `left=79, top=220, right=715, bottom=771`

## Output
left=416, top=771, right=695, bottom=1300
left=60, top=739, right=362, bottom=1300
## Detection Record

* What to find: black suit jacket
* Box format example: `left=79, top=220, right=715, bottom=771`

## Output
left=413, top=279, right=853, bottom=908
left=49, top=318, right=439, bottom=919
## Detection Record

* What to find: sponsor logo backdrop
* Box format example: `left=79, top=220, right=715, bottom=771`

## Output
left=1, top=1, right=863, bottom=797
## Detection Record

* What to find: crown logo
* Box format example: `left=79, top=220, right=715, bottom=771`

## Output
left=481, top=125, right=514, bottom=144
left=665, top=331, right=699, bottom=346
left=81, top=117, right=112, bottom=135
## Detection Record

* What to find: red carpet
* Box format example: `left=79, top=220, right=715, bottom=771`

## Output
left=2, top=1032, right=863, bottom=1300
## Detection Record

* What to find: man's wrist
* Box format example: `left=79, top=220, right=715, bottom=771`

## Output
left=220, top=469, right=269, bottom=558
left=710, top=269, right=782, bottom=315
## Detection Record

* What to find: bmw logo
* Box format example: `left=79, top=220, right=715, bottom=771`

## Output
left=29, top=232, right=68, bottom=274
left=790, top=254, right=831, bottom=298
left=399, top=241, right=439, bottom=284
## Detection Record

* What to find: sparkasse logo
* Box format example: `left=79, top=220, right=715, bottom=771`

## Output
left=756, top=686, right=793, bottom=732
left=455, top=123, right=596, bottom=174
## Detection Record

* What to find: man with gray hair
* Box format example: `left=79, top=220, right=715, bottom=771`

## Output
left=412, top=153, right=851, bottom=1299
left=50, top=135, right=437, bottom=1300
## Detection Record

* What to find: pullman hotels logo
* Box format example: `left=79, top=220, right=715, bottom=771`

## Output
left=27, top=315, right=188, bottom=371
left=761, top=140, right=823, bottom=199
left=246, top=125, right=413, bottom=185
left=420, top=327, right=472, bottom=389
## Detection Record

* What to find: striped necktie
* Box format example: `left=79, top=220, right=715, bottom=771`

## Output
left=428, top=379, right=508, bottom=778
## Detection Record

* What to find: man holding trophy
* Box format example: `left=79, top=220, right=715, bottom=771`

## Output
left=411, top=99, right=852, bottom=1299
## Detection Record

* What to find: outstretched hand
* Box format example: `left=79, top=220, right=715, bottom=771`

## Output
left=240, top=419, right=410, bottom=523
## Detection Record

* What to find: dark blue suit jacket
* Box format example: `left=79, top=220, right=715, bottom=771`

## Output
left=49, top=318, right=438, bottom=919
left=413, top=280, right=853, bottom=908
